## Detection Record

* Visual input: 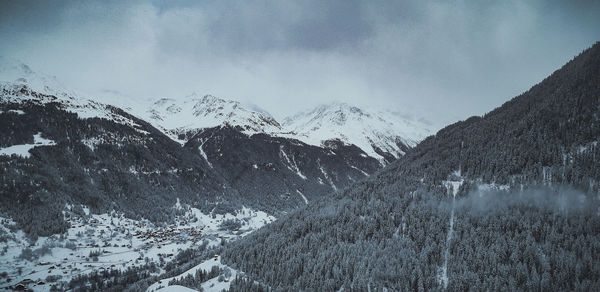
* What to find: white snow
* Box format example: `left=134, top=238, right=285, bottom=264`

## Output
left=439, top=173, right=464, bottom=288
left=477, top=183, right=509, bottom=193
left=0, top=132, right=56, bottom=158
left=2, top=59, right=429, bottom=165
left=280, top=102, right=432, bottom=163
left=7, top=109, right=25, bottom=115
left=155, top=285, right=198, bottom=292
left=147, top=256, right=237, bottom=292
left=198, top=143, right=213, bottom=168
left=296, top=190, right=309, bottom=204
left=144, top=206, right=275, bottom=292
left=444, top=180, right=463, bottom=198
left=318, top=161, right=338, bottom=191
left=133, top=94, right=282, bottom=143
left=350, top=165, right=369, bottom=177
left=0, top=59, right=149, bottom=133
left=0, top=57, right=76, bottom=98
left=127, top=96, right=431, bottom=164
left=0, top=203, right=275, bottom=291
left=279, top=146, right=307, bottom=179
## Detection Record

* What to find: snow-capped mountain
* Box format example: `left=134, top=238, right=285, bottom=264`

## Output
left=0, top=56, right=75, bottom=98
left=140, top=94, right=283, bottom=143
left=1, top=58, right=432, bottom=167
left=0, top=59, right=386, bottom=213
left=141, top=96, right=431, bottom=163
left=281, top=102, right=432, bottom=163
left=0, top=58, right=386, bottom=226
left=0, top=57, right=144, bottom=129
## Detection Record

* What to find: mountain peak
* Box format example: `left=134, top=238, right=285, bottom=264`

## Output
left=281, top=102, right=432, bottom=163
left=142, top=93, right=282, bottom=143
left=0, top=57, right=74, bottom=98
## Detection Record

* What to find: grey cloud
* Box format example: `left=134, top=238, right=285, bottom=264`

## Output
left=0, top=0, right=598, bottom=129
left=151, top=0, right=374, bottom=56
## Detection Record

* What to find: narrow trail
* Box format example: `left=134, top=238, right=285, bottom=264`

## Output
left=440, top=194, right=455, bottom=289
left=440, top=179, right=462, bottom=289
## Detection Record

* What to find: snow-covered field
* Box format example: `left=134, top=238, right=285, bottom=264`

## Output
left=0, top=203, right=274, bottom=291
left=0, top=132, right=55, bottom=158
left=147, top=255, right=237, bottom=292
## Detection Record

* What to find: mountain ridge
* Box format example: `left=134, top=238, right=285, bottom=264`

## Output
left=1, top=57, right=431, bottom=164
left=141, top=93, right=283, bottom=144
left=281, top=101, right=431, bottom=163
left=137, top=94, right=432, bottom=163
left=0, top=59, right=393, bottom=236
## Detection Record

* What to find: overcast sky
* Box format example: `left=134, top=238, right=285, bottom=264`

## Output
left=1, top=0, right=599, bottom=127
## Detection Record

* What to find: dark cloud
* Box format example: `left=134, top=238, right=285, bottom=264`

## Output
left=0, top=1, right=68, bottom=35
left=288, top=1, right=372, bottom=51
left=0, top=0, right=598, bottom=128
left=150, top=0, right=373, bottom=55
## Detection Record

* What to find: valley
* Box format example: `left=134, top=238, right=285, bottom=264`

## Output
left=0, top=203, right=274, bottom=291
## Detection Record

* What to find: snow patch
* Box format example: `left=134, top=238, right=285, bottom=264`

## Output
left=350, top=165, right=369, bottom=177
left=477, top=183, right=509, bottom=193
left=443, top=180, right=464, bottom=198
left=0, top=132, right=56, bottom=158
left=0, top=60, right=148, bottom=134
left=7, top=109, right=25, bottom=115
left=147, top=256, right=237, bottom=292
left=198, top=143, right=212, bottom=168
left=155, top=285, right=198, bottom=292
left=279, top=146, right=307, bottom=180
left=318, top=161, right=337, bottom=191
left=439, top=173, right=464, bottom=288
left=296, top=190, right=309, bottom=205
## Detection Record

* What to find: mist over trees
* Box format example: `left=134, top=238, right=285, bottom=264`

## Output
left=223, top=185, right=599, bottom=291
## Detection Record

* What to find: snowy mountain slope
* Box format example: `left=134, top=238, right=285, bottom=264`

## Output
left=137, top=94, right=429, bottom=165
left=138, top=94, right=282, bottom=144
left=0, top=58, right=145, bottom=130
left=185, top=126, right=381, bottom=212
left=0, top=58, right=384, bottom=216
left=280, top=102, right=432, bottom=163
left=0, top=59, right=245, bottom=239
left=0, top=56, right=75, bottom=98
left=1, top=58, right=431, bottom=165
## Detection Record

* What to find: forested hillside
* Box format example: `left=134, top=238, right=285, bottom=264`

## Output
left=221, top=43, right=600, bottom=291
left=0, top=82, right=385, bottom=239
left=391, top=41, right=600, bottom=189
left=185, top=126, right=380, bottom=212
left=0, top=86, right=239, bottom=239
